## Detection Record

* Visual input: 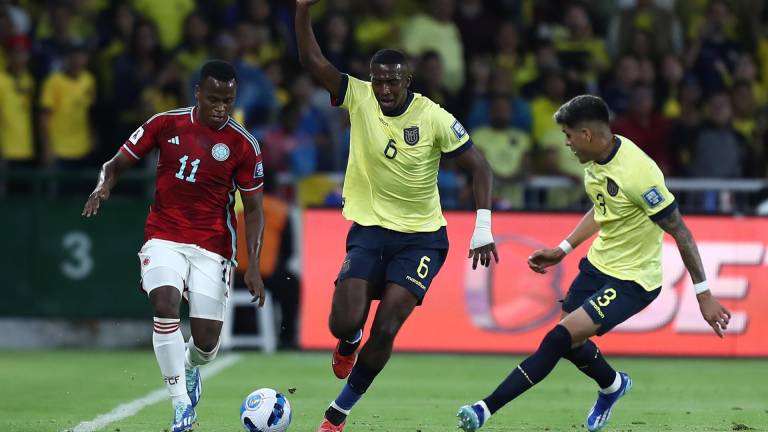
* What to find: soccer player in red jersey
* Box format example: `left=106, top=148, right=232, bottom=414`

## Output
left=82, top=60, right=265, bottom=432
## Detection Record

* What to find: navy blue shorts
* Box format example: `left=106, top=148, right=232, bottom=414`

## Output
left=562, top=258, right=660, bottom=335
left=337, top=223, right=449, bottom=305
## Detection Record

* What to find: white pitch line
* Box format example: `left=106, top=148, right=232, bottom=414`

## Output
left=64, top=353, right=242, bottom=432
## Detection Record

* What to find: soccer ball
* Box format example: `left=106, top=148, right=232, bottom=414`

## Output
left=240, top=388, right=292, bottom=432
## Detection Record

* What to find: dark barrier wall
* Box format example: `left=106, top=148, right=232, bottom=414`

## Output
left=2, top=199, right=148, bottom=318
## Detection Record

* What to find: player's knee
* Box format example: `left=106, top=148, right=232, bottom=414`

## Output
left=148, top=285, right=182, bottom=318
left=539, top=324, right=573, bottom=356
left=329, top=316, right=358, bottom=340
left=192, top=338, right=220, bottom=363
left=368, top=319, right=400, bottom=344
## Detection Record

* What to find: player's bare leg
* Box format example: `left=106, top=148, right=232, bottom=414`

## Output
left=184, top=317, right=223, bottom=408
left=328, top=278, right=373, bottom=379
left=320, top=283, right=417, bottom=431
left=149, top=286, right=196, bottom=432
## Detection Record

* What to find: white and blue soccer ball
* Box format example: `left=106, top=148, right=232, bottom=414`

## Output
left=240, top=388, right=292, bottom=432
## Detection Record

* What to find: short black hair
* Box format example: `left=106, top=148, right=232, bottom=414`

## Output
left=553, top=95, right=610, bottom=127
left=200, top=59, right=237, bottom=83
left=370, top=48, right=408, bottom=66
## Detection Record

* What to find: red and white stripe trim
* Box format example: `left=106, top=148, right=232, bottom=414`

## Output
left=153, top=318, right=180, bottom=334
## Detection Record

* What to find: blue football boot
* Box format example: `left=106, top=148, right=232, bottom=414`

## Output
left=586, top=372, right=632, bottom=431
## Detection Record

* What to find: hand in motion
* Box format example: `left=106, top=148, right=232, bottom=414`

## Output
left=468, top=243, right=499, bottom=270
left=245, top=265, right=266, bottom=307
left=82, top=186, right=110, bottom=217
left=527, top=248, right=566, bottom=274
left=697, top=291, right=731, bottom=338
left=296, top=0, right=321, bottom=5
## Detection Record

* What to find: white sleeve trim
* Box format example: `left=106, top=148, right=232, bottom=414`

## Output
left=121, top=144, right=140, bottom=160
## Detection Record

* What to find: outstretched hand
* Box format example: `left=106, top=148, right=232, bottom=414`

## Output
left=296, top=0, right=321, bottom=5
left=527, top=248, right=566, bottom=274
left=468, top=243, right=499, bottom=269
left=697, top=291, right=731, bottom=338
left=82, top=187, right=110, bottom=217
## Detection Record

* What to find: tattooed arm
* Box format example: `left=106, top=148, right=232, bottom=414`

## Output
left=655, top=208, right=731, bottom=337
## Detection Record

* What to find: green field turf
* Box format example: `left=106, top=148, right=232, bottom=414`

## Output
left=0, top=351, right=765, bottom=432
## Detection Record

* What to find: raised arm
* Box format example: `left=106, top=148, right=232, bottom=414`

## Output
left=242, top=191, right=266, bottom=306
left=655, top=207, right=731, bottom=337
left=295, top=0, right=343, bottom=98
left=528, top=207, right=599, bottom=274
left=82, top=150, right=136, bottom=217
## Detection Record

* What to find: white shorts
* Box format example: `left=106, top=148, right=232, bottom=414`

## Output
left=138, top=239, right=233, bottom=321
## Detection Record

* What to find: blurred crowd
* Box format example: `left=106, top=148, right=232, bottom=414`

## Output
left=1, top=0, right=768, bottom=210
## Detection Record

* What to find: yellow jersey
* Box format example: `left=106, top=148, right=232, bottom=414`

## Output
left=40, top=71, right=96, bottom=159
left=0, top=71, right=35, bottom=160
left=585, top=135, right=677, bottom=291
left=336, top=74, right=470, bottom=233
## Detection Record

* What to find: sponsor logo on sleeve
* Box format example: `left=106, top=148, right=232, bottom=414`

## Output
left=642, top=186, right=665, bottom=207
left=254, top=161, right=264, bottom=178
left=128, top=126, right=144, bottom=145
left=451, top=120, right=466, bottom=140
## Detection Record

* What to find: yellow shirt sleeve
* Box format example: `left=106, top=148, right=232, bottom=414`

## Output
left=338, top=74, right=371, bottom=111
left=627, top=161, right=676, bottom=219
left=430, top=105, right=470, bottom=154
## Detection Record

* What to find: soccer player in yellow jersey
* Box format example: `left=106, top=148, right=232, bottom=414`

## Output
left=458, top=95, right=731, bottom=432
left=296, top=1, right=499, bottom=431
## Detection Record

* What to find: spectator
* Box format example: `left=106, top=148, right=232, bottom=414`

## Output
left=204, top=31, right=277, bottom=131
left=531, top=68, right=568, bottom=146
left=39, top=42, right=96, bottom=169
left=471, top=96, right=533, bottom=209
left=601, top=54, right=640, bottom=116
left=0, top=35, right=35, bottom=188
left=238, top=22, right=282, bottom=68
left=354, top=0, right=403, bottom=55
left=552, top=2, right=609, bottom=93
left=33, top=3, right=77, bottom=79
left=608, top=0, right=683, bottom=58
left=688, top=92, right=746, bottom=178
left=288, top=73, right=334, bottom=174
left=494, top=21, right=535, bottom=94
left=111, top=20, right=164, bottom=140
left=262, top=101, right=311, bottom=175
left=467, top=67, right=531, bottom=132
left=686, top=0, right=743, bottom=93
left=612, top=83, right=672, bottom=173
left=411, top=50, right=456, bottom=113
left=316, top=11, right=358, bottom=73
left=454, top=0, right=499, bottom=60
left=401, top=0, right=465, bottom=94
left=658, top=54, right=686, bottom=118
left=94, top=3, right=137, bottom=101
left=132, top=0, right=195, bottom=50
left=666, top=76, right=704, bottom=176
left=354, top=0, right=404, bottom=55
left=174, top=12, right=211, bottom=76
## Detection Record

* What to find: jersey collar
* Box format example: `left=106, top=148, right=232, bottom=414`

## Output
left=597, top=135, right=621, bottom=165
left=382, top=91, right=414, bottom=117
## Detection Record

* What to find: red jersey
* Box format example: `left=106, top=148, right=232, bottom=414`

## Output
left=120, top=106, right=264, bottom=260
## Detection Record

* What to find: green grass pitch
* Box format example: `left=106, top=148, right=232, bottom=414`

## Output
left=0, top=351, right=765, bottom=431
